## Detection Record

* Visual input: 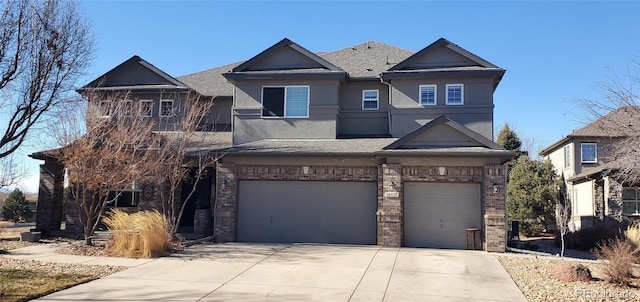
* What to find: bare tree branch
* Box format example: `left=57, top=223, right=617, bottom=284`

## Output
left=0, top=0, right=94, bottom=159
left=575, top=62, right=640, bottom=184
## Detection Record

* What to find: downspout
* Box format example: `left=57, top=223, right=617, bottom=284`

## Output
left=380, top=74, right=392, bottom=136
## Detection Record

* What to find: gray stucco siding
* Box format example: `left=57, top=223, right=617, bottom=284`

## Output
left=338, top=110, right=389, bottom=137
left=390, top=77, right=495, bottom=107
left=233, top=108, right=338, bottom=144
left=389, top=106, right=493, bottom=139
left=339, top=81, right=389, bottom=110
left=233, top=79, right=340, bottom=108
left=232, top=79, right=343, bottom=144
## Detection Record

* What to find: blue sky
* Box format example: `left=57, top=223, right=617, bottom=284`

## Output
left=12, top=0, right=640, bottom=192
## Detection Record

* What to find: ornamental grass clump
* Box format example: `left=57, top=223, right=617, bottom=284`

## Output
left=625, top=223, right=640, bottom=255
left=103, top=209, right=172, bottom=258
left=593, top=238, right=638, bottom=286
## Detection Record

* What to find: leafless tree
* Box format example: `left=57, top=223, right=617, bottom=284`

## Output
left=0, top=153, right=27, bottom=188
left=51, top=92, right=158, bottom=245
left=555, top=178, right=570, bottom=259
left=0, top=0, right=93, bottom=185
left=149, top=93, right=224, bottom=238
left=576, top=62, right=640, bottom=184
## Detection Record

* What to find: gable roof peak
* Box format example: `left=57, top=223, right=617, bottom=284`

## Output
left=80, top=55, right=188, bottom=91
left=384, top=115, right=505, bottom=150
left=388, top=37, right=501, bottom=71
left=230, top=38, right=342, bottom=73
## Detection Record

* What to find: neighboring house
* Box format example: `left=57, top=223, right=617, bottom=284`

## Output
left=31, top=37, right=513, bottom=251
left=540, top=107, right=638, bottom=231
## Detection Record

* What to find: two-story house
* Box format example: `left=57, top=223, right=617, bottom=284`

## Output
left=540, top=107, right=638, bottom=230
left=32, top=38, right=513, bottom=251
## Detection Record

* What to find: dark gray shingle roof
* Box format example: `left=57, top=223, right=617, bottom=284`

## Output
left=569, top=106, right=639, bottom=137
left=178, top=41, right=415, bottom=97
left=177, top=62, right=241, bottom=97
left=319, top=41, right=414, bottom=78
left=229, top=138, right=397, bottom=155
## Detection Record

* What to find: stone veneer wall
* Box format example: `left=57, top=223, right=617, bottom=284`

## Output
left=214, top=162, right=508, bottom=252
left=378, top=164, right=402, bottom=247
left=35, top=159, right=64, bottom=237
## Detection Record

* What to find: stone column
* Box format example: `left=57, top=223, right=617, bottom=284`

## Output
left=35, top=159, right=64, bottom=237
left=214, top=162, right=237, bottom=242
left=64, top=189, right=84, bottom=240
left=377, top=163, right=403, bottom=247
left=483, top=165, right=507, bottom=252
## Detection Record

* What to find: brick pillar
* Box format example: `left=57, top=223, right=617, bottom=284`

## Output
left=377, top=163, right=403, bottom=247
left=483, top=165, right=507, bottom=252
left=35, top=159, right=64, bottom=237
left=214, top=162, right=236, bottom=242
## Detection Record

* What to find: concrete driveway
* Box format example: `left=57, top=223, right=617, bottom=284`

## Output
left=37, top=243, right=526, bottom=301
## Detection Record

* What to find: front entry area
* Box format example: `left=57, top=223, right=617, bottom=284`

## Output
left=237, top=180, right=377, bottom=244
left=404, top=182, right=482, bottom=249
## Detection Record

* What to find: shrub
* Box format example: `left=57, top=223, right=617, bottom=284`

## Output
left=550, top=261, right=592, bottom=282
left=0, top=189, right=32, bottom=223
left=557, top=225, right=622, bottom=251
left=625, top=223, right=640, bottom=254
left=102, top=209, right=172, bottom=258
left=593, top=238, right=638, bottom=286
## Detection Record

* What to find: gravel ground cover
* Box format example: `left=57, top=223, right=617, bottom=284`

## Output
left=497, top=254, right=640, bottom=302
left=1, top=240, right=126, bottom=296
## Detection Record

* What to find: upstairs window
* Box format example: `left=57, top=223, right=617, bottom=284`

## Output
left=99, top=101, right=111, bottom=117
left=623, top=188, right=640, bottom=215
left=362, top=90, right=379, bottom=110
left=262, top=86, right=309, bottom=118
left=122, top=100, right=133, bottom=117
left=446, top=84, right=464, bottom=105
left=139, top=100, right=153, bottom=117
left=160, top=99, right=174, bottom=117
left=563, top=144, right=571, bottom=168
left=581, top=143, right=597, bottom=163
left=419, top=85, right=436, bottom=105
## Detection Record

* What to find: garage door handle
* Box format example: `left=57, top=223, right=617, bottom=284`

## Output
left=270, top=216, right=273, bottom=223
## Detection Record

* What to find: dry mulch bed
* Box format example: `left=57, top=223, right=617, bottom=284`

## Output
left=498, top=254, right=640, bottom=302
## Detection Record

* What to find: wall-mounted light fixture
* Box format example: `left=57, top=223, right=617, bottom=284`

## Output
left=493, top=183, right=500, bottom=194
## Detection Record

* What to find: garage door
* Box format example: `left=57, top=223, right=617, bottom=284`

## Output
left=237, top=180, right=377, bottom=244
left=404, top=182, right=481, bottom=249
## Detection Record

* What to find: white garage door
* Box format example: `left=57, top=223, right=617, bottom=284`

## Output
left=404, top=182, right=481, bottom=249
left=237, top=180, right=377, bottom=244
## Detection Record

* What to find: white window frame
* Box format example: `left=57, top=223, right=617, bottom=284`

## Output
left=419, top=85, right=437, bottom=106
left=362, top=89, right=379, bottom=110
left=261, top=85, right=310, bottom=118
left=563, top=144, right=571, bottom=168
left=581, top=143, right=597, bottom=163
left=139, top=100, right=153, bottom=117
left=446, top=84, right=464, bottom=105
left=99, top=100, right=111, bottom=117
left=160, top=99, right=174, bottom=117
left=623, top=187, right=640, bottom=215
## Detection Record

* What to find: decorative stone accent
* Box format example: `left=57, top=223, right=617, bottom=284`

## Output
left=64, top=191, right=84, bottom=239
left=378, top=164, right=403, bottom=247
left=214, top=162, right=237, bottom=242
left=35, top=159, right=64, bottom=237
left=484, top=213, right=506, bottom=252
left=237, top=165, right=377, bottom=181
left=483, top=165, right=507, bottom=252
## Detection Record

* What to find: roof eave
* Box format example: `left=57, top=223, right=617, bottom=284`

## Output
left=381, top=69, right=505, bottom=80
left=223, top=71, right=347, bottom=81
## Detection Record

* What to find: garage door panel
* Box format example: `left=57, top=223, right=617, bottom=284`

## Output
left=404, top=182, right=481, bottom=249
left=238, top=181, right=376, bottom=244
